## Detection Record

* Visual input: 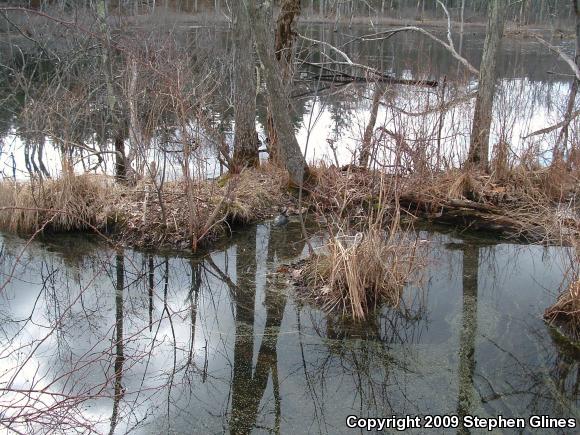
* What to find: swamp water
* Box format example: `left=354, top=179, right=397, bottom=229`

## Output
left=0, top=25, right=575, bottom=177
left=0, top=223, right=579, bottom=434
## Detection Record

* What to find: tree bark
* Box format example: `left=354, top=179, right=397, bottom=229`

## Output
left=267, top=0, right=301, bottom=165
left=97, top=0, right=127, bottom=182
left=247, top=0, right=309, bottom=186
left=232, top=0, right=258, bottom=171
left=359, top=82, right=385, bottom=167
left=553, top=0, right=580, bottom=166
left=114, top=132, right=127, bottom=182
left=467, top=0, right=508, bottom=171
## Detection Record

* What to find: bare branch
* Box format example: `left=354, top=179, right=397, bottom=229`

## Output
left=533, top=35, right=580, bottom=81
left=522, top=109, right=580, bottom=139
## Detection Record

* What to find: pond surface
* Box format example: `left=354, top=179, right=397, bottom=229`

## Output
left=1, top=224, right=579, bottom=434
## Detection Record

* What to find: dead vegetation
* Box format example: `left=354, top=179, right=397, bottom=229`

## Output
left=0, top=167, right=290, bottom=250
left=114, top=166, right=290, bottom=250
left=0, top=174, right=114, bottom=233
left=286, top=165, right=426, bottom=321
left=289, top=162, right=579, bottom=322
left=294, top=224, right=422, bottom=320
left=545, top=279, right=580, bottom=342
left=544, top=238, right=580, bottom=342
left=304, top=163, right=580, bottom=245
left=399, top=167, right=580, bottom=244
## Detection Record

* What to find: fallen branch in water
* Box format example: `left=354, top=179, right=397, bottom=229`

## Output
left=523, top=109, right=580, bottom=139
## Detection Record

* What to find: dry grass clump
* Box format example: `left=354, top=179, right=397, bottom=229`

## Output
left=544, top=237, right=580, bottom=341
left=405, top=165, right=578, bottom=206
left=298, top=225, right=420, bottom=320
left=544, top=279, right=580, bottom=342
left=308, top=164, right=383, bottom=217
left=0, top=175, right=113, bottom=234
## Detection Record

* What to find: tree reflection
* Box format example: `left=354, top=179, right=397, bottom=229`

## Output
left=109, top=249, right=125, bottom=435
left=229, top=225, right=288, bottom=434
left=456, top=244, right=479, bottom=435
left=549, top=328, right=580, bottom=409
left=186, top=259, right=202, bottom=373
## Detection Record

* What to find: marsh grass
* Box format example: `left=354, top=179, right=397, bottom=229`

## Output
left=300, top=224, right=420, bottom=320
left=296, top=163, right=426, bottom=321
left=0, top=166, right=289, bottom=250
left=0, top=174, right=113, bottom=234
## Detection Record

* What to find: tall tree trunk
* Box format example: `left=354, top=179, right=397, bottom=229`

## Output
left=467, top=0, right=508, bottom=171
left=359, top=83, right=385, bottom=167
left=232, top=0, right=258, bottom=171
left=267, top=0, right=301, bottom=165
left=247, top=0, right=310, bottom=186
left=97, top=0, right=127, bottom=182
left=553, top=0, right=580, bottom=166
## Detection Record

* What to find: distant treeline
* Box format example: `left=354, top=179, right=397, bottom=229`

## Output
left=4, top=0, right=576, bottom=27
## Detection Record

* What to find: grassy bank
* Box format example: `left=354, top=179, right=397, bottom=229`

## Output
left=0, top=166, right=292, bottom=250
left=1, top=164, right=577, bottom=248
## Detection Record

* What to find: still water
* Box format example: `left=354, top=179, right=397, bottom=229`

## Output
left=0, top=222, right=578, bottom=434
left=0, top=24, right=575, bottom=178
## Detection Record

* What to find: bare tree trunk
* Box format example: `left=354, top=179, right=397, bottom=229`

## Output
left=275, top=0, right=301, bottom=70
left=459, top=0, right=466, bottom=54
left=359, top=82, right=385, bottom=167
left=97, top=0, right=127, bottom=182
left=467, top=0, right=508, bottom=171
left=554, top=0, right=580, bottom=166
left=127, top=56, right=143, bottom=174
left=248, top=0, right=309, bottom=186
left=232, top=0, right=258, bottom=171
left=267, top=0, right=301, bottom=165
left=114, top=133, right=127, bottom=181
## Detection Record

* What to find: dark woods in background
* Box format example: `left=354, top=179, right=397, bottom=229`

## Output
left=11, top=0, right=580, bottom=27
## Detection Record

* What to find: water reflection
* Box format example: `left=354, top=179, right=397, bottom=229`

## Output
left=0, top=25, right=575, bottom=178
left=0, top=226, right=579, bottom=433
left=456, top=244, right=479, bottom=435
left=110, top=250, right=125, bottom=435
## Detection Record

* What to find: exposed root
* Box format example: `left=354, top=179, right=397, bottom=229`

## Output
left=545, top=280, right=580, bottom=342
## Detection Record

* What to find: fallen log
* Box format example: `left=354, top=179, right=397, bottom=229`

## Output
left=399, top=194, right=553, bottom=243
